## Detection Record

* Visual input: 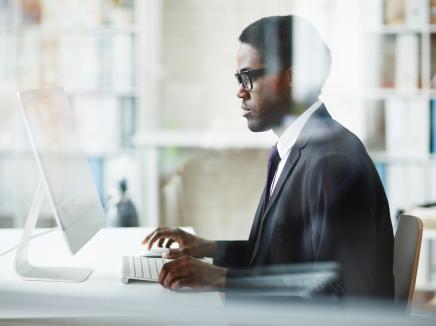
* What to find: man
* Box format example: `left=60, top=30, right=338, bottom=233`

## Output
left=143, top=15, right=395, bottom=299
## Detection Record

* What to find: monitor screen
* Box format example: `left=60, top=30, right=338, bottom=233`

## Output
left=18, top=86, right=105, bottom=254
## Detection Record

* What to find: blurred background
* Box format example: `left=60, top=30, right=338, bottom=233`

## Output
left=1, top=0, right=436, bottom=283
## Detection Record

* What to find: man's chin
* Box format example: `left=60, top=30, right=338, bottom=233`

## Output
left=247, top=120, right=269, bottom=132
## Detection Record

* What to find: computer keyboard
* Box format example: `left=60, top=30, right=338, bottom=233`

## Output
left=121, top=256, right=171, bottom=284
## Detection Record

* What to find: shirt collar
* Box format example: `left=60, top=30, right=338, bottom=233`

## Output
left=274, top=100, right=323, bottom=159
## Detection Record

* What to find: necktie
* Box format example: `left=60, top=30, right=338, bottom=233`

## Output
left=263, top=145, right=281, bottom=213
left=247, top=144, right=281, bottom=262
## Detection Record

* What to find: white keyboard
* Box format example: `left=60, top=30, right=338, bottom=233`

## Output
left=121, top=256, right=171, bottom=284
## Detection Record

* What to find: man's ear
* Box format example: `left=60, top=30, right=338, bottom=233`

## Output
left=286, top=67, right=292, bottom=87
left=275, top=67, right=292, bottom=91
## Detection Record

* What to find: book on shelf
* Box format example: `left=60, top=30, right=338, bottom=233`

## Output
left=383, top=0, right=427, bottom=27
left=370, top=33, right=420, bottom=90
left=431, top=0, right=436, bottom=25
left=365, top=100, right=385, bottom=151
left=375, top=35, right=396, bottom=88
left=384, top=0, right=405, bottom=26
left=431, top=99, right=436, bottom=153
left=395, top=33, right=419, bottom=90
left=19, top=0, right=42, bottom=25
left=405, top=0, right=428, bottom=27
left=385, top=98, right=429, bottom=157
left=407, top=98, right=429, bottom=156
left=431, top=35, right=436, bottom=88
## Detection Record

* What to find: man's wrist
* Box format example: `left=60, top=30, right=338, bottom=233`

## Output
left=204, top=240, right=218, bottom=258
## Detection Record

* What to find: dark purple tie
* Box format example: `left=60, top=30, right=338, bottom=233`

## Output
left=263, top=145, right=281, bottom=213
left=247, top=144, right=281, bottom=260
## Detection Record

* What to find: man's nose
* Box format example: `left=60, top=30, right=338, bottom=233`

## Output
left=236, top=83, right=249, bottom=99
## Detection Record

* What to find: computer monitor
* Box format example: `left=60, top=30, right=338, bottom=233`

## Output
left=15, top=86, right=106, bottom=282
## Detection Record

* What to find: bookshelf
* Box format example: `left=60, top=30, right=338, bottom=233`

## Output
left=364, top=0, right=436, bottom=220
left=364, top=0, right=436, bottom=288
left=0, top=0, right=145, bottom=227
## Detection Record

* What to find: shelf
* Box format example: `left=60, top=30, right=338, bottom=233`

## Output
left=0, top=148, right=133, bottom=158
left=0, top=89, right=138, bottom=97
left=369, top=152, right=436, bottom=164
left=13, top=25, right=137, bottom=35
left=368, top=26, right=427, bottom=34
left=133, top=130, right=276, bottom=149
left=67, top=89, right=138, bottom=98
left=368, top=25, right=436, bottom=34
left=365, top=88, right=429, bottom=99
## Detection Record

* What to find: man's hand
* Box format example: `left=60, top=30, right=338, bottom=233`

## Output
left=142, top=227, right=217, bottom=259
left=159, top=256, right=226, bottom=290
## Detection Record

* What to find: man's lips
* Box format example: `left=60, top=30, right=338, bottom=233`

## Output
left=241, top=107, right=250, bottom=117
left=241, top=103, right=251, bottom=116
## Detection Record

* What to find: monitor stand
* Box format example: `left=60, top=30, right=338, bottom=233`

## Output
left=14, top=179, right=93, bottom=282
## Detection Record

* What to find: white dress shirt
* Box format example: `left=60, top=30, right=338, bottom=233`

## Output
left=270, top=100, right=323, bottom=194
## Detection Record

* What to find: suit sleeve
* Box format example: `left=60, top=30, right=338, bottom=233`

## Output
left=214, top=240, right=249, bottom=269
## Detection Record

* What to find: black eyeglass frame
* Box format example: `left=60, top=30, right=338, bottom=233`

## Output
left=235, top=66, right=289, bottom=91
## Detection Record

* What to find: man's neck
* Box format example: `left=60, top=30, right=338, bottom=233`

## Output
left=273, top=115, right=297, bottom=137
left=272, top=99, right=320, bottom=137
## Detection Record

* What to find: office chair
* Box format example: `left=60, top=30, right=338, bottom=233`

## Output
left=393, top=214, right=423, bottom=308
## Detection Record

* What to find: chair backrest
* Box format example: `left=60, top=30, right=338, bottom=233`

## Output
left=393, top=214, right=423, bottom=307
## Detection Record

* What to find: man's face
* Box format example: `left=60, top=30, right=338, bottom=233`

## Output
left=236, top=43, right=291, bottom=132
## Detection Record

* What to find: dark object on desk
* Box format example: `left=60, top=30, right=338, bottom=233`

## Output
left=106, top=179, right=139, bottom=227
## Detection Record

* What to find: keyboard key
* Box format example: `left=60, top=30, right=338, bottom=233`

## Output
left=134, top=257, right=143, bottom=278
left=156, top=258, right=164, bottom=272
left=141, top=257, right=151, bottom=279
left=150, top=258, right=159, bottom=280
left=129, top=256, right=135, bottom=276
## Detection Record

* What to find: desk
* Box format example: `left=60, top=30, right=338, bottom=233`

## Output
left=0, top=227, right=222, bottom=321
left=2, top=228, right=436, bottom=325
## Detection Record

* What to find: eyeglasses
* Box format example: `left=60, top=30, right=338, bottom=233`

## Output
left=235, top=66, right=289, bottom=91
left=235, top=68, right=267, bottom=91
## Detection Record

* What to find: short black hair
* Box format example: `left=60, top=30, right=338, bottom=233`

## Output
left=239, top=15, right=331, bottom=94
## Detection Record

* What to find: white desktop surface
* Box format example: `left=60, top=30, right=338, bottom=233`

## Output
left=0, top=227, right=222, bottom=320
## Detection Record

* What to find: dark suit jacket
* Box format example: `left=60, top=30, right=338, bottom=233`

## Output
left=215, top=104, right=395, bottom=299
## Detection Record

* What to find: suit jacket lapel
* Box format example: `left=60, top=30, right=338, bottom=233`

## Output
left=248, top=145, right=302, bottom=266
left=262, top=104, right=331, bottom=217
left=248, top=104, right=332, bottom=267
left=262, top=145, right=301, bottom=218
